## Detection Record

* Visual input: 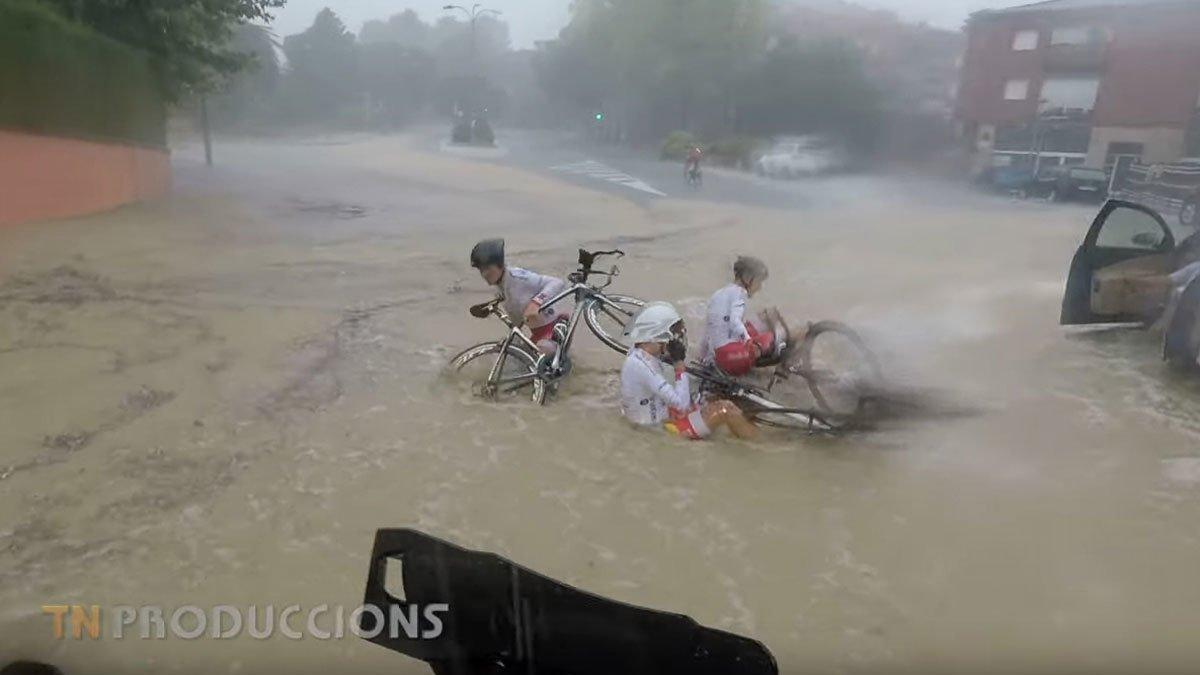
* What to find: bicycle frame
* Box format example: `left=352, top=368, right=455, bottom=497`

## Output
left=688, top=364, right=836, bottom=433
left=480, top=255, right=630, bottom=395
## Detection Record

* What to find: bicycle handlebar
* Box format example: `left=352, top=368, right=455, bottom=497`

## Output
left=577, top=248, right=625, bottom=272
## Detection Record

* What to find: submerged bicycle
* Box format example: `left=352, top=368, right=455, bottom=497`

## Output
left=691, top=318, right=884, bottom=433
left=448, top=249, right=645, bottom=405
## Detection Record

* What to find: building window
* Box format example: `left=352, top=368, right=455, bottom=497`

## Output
left=1050, top=26, right=1104, bottom=46
left=1040, top=77, right=1100, bottom=113
left=1004, top=79, right=1030, bottom=101
left=1012, top=30, right=1039, bottom=51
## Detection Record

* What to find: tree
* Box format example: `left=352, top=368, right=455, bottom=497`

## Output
left=358, top=41, right=436, bottom=126
left=210, top=23, right=281, bottom=129
left=432, top=15, right=511, bottom=79
left=540, top=0, right=767, bottom=139
left=40, top=0, right=285, bottom=100
left=360, top=9, right=431, bottom=48
left=278, top=8, right=359, bottom=123
left=736, top=38, right=882, bottom=149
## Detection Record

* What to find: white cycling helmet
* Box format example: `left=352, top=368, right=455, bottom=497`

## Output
left=624, top=302, right=683, bottom=345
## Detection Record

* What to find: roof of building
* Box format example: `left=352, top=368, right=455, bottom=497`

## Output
left=975, top=0, right=1196, bottom=18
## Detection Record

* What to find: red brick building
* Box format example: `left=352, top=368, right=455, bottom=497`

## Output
left=957, top=0, right=1200, bottom=172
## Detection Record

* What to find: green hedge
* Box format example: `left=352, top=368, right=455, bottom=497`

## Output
left=661, top=130, right=698, bottom=161
left=0, top=0, right=166, bottom=147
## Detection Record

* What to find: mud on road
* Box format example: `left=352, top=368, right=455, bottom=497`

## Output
left=3, top=135, right=1200, bottom=674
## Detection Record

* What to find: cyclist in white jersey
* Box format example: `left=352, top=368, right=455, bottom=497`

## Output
left=699, top=256, right=777, bottom=376
left=620, top=302, right=757, bottom=441
left=470, top=239, right=568, bottom=355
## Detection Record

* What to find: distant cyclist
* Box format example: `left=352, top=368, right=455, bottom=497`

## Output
left=699, top=256, right=779, bottom=377
left=685, top=146, right=704, bottom=183
left=470, top=239, right=568, bottom=357
left=620, top=302, right=757, bottom=440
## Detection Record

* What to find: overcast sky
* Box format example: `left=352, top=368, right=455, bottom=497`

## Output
left=267, top=1, right=1002, bottom=46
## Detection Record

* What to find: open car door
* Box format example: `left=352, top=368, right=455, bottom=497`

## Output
left=1061, top=200, right=1175, bottom=324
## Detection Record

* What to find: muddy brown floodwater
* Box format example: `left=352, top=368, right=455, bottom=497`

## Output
left=3, top=134, right=1200, bottom=674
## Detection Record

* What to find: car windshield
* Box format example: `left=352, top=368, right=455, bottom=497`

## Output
left=7, top=1, right=1200, bottom=674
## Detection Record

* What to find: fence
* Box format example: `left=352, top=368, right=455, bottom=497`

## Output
left=1110, top=159, right=1200, bottom=224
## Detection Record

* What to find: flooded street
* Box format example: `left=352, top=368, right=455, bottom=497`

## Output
left=4, top=133, right=1200, bottom=674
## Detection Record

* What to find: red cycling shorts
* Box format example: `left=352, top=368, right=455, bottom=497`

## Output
left=714, top=322, right=776, bottom=376
left=529, top=315, right=568, bottom=344
left=664, top=407, right=711, bottom=440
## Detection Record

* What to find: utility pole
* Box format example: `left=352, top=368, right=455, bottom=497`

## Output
left=200, top=97, right=213, bottom=167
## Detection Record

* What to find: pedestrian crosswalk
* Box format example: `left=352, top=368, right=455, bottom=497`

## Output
left=549, top=160, right=667, bottom=197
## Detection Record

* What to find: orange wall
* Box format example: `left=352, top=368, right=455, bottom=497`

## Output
left=0, top=129, right=170, bottom=226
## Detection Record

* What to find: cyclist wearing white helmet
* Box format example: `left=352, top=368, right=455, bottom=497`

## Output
left=620, top=302, right=757, bottom=440
left=699, top=256, right=777, bottom=377
left=471, top=238, right=569, bottom=356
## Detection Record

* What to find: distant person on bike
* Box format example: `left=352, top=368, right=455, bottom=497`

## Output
left=620, top=302, right=757, bottom=440
left=699, top=256, right=780, bottom=377
left=470, top=239, right=568, bottom=357
left=685, top=146, right=704, bottom=180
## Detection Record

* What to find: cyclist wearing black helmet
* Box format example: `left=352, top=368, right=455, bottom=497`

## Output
left=470, top=239, right=569, bottom=356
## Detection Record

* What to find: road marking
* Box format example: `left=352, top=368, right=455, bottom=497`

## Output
left=549, top=160, right=666, bottom=197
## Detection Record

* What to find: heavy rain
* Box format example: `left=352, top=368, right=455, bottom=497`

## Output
left=3, top=1, right=1200, bottom=674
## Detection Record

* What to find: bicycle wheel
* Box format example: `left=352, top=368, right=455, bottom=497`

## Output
left=746, top=406, right=828, bottom=432
left=796, top=321, right=882, bottom=423
left=584, top=294, right=646, bottom=354
left=447, top=342, right=547, bottom=405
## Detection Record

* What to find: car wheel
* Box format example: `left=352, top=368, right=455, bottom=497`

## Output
left=1181, top=198, right=1199, bottom=227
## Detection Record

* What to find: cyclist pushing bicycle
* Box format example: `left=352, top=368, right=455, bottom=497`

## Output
left=470, top=239, right=569, bottom=358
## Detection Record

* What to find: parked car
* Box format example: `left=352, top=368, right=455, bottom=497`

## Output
left=977, top=164, right=1035, bottom=195
left=1027, top=165, right=1108, bottom=202
left=753, top=137, right=848, bottom=179
left=1061, top=199, right=1200, bottom=366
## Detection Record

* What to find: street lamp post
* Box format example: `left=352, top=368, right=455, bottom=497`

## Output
left=442, top=4, right=502, bottom=60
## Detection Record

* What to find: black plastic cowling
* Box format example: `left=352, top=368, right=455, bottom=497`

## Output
left=360, top=528, right=778, bottom=675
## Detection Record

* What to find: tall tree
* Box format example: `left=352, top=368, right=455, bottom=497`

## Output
left=543, top=0, right=767, bottom=137
left=40, top=0, right=286, bottom=99
left=736, top=37, right=882, bottom=147
left=358, top=41, right=436, bottom=125
left=278, top=8, right=358, bottom=123
left=210, top=23, right=281, bottom=128
left=360, top=9, right=431, bottom=48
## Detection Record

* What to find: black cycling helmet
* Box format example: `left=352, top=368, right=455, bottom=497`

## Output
left=734, top=255, right=769, bottom=284
left=470, top=238, right=505, bottom=269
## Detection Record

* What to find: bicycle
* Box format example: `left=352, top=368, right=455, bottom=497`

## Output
left=448, top=249, right=646, bottom=405
left=690, top=319, right=883, bottom=433
left=685, top=164, right=703, bottom=189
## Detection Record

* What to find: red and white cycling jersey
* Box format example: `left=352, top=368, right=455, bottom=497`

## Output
left=699, top=283, right=752, bottom=363
left=620, top=348, right=694, bottom=426
left=497, top=267, right=567, bottom=330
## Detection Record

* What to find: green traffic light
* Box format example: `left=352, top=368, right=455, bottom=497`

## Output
left=595, top=113, right=603, bottom=121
